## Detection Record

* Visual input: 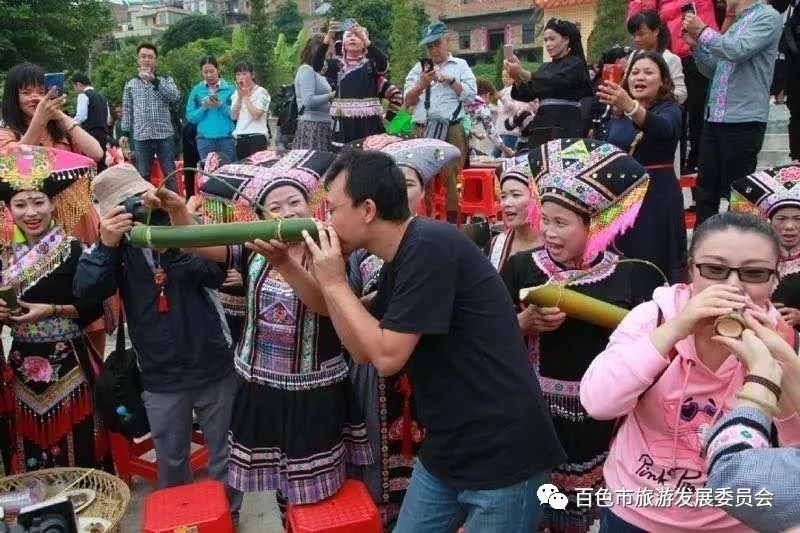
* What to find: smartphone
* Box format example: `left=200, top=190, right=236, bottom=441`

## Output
left=503, top=44, right=515, bottom=60
left=681, top=2, right=696, bottom=15
left=421, top=57, right=434, bottom=72
left=340, top=18, right=356, bottom=32
left=602, top=63, right=624, bottom=85
left=43, top=72, right=65, bottom=97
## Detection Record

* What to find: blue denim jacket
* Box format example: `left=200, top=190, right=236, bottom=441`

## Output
left=185, top=79, right=236, bottom=139
left=693, top=2, right=782, bottom=124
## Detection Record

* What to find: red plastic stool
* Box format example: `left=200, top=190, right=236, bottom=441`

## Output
left=109, top=430, right=209, bottom=486
left=142, top=480, right=233, bottom=533
left=286, top=480, right=381, bottom=533
left=458, top=168, right=501, bottom=221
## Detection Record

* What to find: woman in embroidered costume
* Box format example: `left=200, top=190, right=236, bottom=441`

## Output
left=315, top=21, right=403, bottom=147
left=0, top=145, right=107, bottom=473
left=598, top=51, right=688, bottom=298
left=344, top=135, right=459, bottom=526
left=157, top=149, right=372, bottom=519
left=488, top=159, right=542, bottom=271
left=1, top=63, right=111, bottom=359
left=504, top=19, right=593, bottom=151
left=730, top=164, right=800, bottom=328
left=500, top=139, right=651, bottom=532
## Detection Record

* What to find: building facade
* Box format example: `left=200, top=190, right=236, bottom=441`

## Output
left=112, top=5, right=193, bottom=41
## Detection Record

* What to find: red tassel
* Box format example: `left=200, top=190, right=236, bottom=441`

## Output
left=157, top=288, right=169, bottom=313
left=396, top=374, right=414, bottom=460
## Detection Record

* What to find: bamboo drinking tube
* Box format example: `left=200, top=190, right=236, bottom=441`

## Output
left=519, top=284, right=629, bottom=329
left=130, top=219, right=319, bottom=248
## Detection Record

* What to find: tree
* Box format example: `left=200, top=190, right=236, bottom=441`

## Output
left=389, top=0, right=419, bottom=85
left=0, top=0, right=114, bottom=73
left=91, top=39, right=141, bottom=105
left=587, top=0, right=631, bottom=63
left=330, top=0, right=394, bottom=52
left=160, top=37, right=232, bottom=110
left=159, top=15, right=226, bottom=55
left=248, top=0, right=277, bottom=92
left=274, top=0, right=304, bottom=44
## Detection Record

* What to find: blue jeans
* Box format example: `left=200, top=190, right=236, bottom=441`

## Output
left=196, top=136, right=237, bottom=166
left=133, top=137, right=177, bottom=191
left=394, top=459, right=546, bottom=533
left=492, top=134, right=518, bottom=157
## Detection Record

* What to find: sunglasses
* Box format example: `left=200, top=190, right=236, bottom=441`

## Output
left=694, top=263, right=775, bottom=283
left=680, top=398, right=717, bottom=422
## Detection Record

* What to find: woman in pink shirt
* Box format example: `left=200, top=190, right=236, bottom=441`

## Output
left=581, top=212, right=800, bottom=532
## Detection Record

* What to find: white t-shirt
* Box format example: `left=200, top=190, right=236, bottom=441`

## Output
left=231, top=85, right=271, bottom=138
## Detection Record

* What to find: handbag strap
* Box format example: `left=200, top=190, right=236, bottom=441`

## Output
left=424, top=85, right=463, bottom=122
left=115, top=304, right=126, bottom=353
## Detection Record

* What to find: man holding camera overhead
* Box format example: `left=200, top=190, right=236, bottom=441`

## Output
left=72, top=164, right=242, bottom=516
left=404, top=21, right=477, bottom=223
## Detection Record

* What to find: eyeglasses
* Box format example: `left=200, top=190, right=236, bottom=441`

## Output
left=694, top=263, right=776, bottom=283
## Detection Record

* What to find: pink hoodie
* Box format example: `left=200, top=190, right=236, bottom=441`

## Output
left=580, top=284, right=800, bottom=532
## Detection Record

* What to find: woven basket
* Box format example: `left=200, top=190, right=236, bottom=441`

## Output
left=0, top=467, right=130, bottom=531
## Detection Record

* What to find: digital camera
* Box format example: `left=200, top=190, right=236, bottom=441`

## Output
left=121, top=196, right=171, bottom=227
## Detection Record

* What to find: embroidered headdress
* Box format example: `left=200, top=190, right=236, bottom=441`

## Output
left=200, top=149, right=335, bottom=221
left=528, top=138, right=650, bottom=263
left=349, top=135, right=460, bottom=186
left=729, top=164, right=800, bottom=219
left=0, top=144, right=95, bottom=244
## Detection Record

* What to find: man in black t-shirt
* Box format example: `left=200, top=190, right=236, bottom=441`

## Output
left=302, top=150, right=565, bottom=532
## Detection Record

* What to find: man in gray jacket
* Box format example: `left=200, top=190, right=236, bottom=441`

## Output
left=682, top=0, right=782, bottom=225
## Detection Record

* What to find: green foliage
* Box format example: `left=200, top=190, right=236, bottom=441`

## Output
left=91, top=40, right=140, bottom=105
left=158, top=15, right=226, bottom=55
left=494, top=47, right=504, bottom=89
left=272, top=28, right=310, bottom=88
left=0, top=0, right=114, bottom=73
left=587, top=0, right=631, bottom=63
left=274, top=0, right=304, bottom=44
left=388, top=0, right=420, bottom=84
left=471, top=60, right=539, bottom=89
left=248, top=0, right=276, bottom=92
left=330, top=0, right=394, bottom=52
left=160, top=37, right=231, bottom=110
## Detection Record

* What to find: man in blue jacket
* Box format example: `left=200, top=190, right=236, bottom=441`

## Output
left=73, top=164, right=241, bottom=515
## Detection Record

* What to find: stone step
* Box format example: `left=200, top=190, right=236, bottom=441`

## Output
left=762, top=133, right=790, bottom=152
left=767, top=120, right=790, bottom=134
left=769, top=104, right=791, bottom=121
left=758, top=149, right=792, bottom=168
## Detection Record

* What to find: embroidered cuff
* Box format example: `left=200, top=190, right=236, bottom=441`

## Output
left=706, top=422, right=770, bottom=460
left=698, top=25, right=718, bottom=45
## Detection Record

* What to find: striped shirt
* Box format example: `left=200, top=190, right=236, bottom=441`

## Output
left=121, top=75, right=180, bottom=141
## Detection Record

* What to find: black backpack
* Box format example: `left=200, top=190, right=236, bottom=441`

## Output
left=275, top=84, right=304, bottom=137
left=94, top=313, right=150, bottom=439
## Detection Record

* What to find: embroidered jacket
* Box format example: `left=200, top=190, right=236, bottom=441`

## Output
left=693, top=3, right=782, bottom=123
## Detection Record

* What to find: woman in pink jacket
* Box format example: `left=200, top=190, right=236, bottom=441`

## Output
left=581, top=211, right=800, bottom=532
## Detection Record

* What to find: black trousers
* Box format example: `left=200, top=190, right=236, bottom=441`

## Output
left=681, top=56, right=710, bottom=170
left=235, top=134, right=269, bottom=160
left=695, top=121, right=767, bottom=226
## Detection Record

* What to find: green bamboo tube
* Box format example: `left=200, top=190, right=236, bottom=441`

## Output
left=130, top=219, right=319, bottom=248
left=519, top=283, right=629, bottom=329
